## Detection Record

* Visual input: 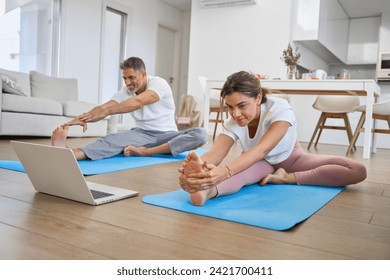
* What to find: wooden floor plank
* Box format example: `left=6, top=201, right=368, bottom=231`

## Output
left=331, top=190, right=390, bottom=215
left=383, top=189, right=390, bottom=197
left=316, top=204, right=373, bottom=224
left=0, top=223, right=109, bottom=260
left=370, top=212, right=390, bottom=228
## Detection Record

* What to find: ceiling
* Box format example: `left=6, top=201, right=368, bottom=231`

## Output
left=161, top=0, right=192, bottom=12
left=161, top=0, right=390, bottom=18
left=338, top=0, right=390, bottom=18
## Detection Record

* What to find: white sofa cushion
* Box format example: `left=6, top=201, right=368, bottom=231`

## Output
left=0, top=68, right=31, bottom=96
left=63, top=101, right=110, bottom=120
left=62, top=101, right=97, bottom=117
left=1, top=74, right=27, bottom=96
left=2, top=94, right=63, bottom=115
left=30, top=71, right=78, bottom=102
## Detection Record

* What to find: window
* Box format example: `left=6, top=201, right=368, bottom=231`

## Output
left=0, top=0, right=61, bottom=75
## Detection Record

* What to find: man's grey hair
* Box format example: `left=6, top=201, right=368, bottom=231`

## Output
left=120, top=57, right=146, bottom=72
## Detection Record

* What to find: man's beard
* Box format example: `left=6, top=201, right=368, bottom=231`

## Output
left=126, top=85, right=136, bottom=94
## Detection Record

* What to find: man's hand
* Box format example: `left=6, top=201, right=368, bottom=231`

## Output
left=63, top=118, right=88, bottom=132
left=78, top=106, right=108, bottom=123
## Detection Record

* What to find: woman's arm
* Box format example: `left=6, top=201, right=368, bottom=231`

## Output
left=226, top=121, right=291, bottom=176
left=201, top=134, right=235, bottom=166
left=187, top=121, right=291, bottom=187
left=178, top=134, right=234, bottom=192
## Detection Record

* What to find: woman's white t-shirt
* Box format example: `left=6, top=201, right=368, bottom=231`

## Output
left=111, top=75, right=178, bottom=131
left=223, top=96, right=297, bottom=164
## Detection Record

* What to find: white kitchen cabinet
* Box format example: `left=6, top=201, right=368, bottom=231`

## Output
left=347, top=17, right=380, bottom=65
left=292, top=0, right=349, bottom=64
left=378, top=13, right=390, bottom=53
left=317, top=0, right=349, bottom=63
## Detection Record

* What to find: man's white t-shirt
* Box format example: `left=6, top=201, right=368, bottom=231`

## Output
left=223, top=96, right=297, bottom=164
left=111, top=75, right=178, bottom=132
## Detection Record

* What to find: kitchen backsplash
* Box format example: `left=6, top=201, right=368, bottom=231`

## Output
left=329, top=64, right=376, bottom=79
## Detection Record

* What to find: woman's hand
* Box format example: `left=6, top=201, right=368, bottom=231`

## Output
left=185, top=162, right=230, bottom=188
left=178, top=170, right=210, bottom=193
left=177, top=150, right=231, bottom=193
left=178, top=152, right=215, bottom=193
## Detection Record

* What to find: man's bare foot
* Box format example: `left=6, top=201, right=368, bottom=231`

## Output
left=260, top=168, right=296, bottom=185
left=123, top=145, right=149, bottom=156
left=51, top=126, right=69, bottom=147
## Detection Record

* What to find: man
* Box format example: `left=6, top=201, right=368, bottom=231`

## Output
left=51, top=57, right=208, bottom=160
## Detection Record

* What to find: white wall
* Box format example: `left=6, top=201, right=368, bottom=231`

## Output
left=60, top=0, right=102, bottom=104
left=59, top=0, right=189, bottom=104
left=188, top=0, right=292, bottom=110
left=179, top=11, right=192, bottom=97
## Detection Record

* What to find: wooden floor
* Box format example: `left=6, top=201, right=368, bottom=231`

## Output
left=0, top=136, right=389, bottom=260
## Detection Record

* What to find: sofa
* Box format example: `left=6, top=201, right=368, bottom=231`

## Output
left=0, top=68, right=118, bottom=137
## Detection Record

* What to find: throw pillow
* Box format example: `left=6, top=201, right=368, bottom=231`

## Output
left=1, top=74, right=27, bottom=96
left=30, top=71, right=78, bottom=102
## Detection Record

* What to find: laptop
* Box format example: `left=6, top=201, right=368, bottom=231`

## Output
left=11, top=141, right=139, bottom=205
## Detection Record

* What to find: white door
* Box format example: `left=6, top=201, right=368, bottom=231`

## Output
left=101, top=8, right=125, bottom=104
left=100, top=3, right=131, bottom=128
left=156, top=24, right=180, bottom=109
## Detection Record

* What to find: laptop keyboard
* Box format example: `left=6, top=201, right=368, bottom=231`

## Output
left=90, top=189, right=114, bottom=199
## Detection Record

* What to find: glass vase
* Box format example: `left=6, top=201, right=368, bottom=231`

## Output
left=287, top=65, right=297, bottom=80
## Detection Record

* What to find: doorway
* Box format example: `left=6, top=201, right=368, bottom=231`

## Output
left=155, top=24, right=181, bottom=109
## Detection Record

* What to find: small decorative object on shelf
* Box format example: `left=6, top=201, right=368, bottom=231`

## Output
left=281, top=43, right=300, bottom=80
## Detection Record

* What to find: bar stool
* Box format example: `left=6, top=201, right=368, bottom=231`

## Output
left=307, top=96, right=360, bottom=150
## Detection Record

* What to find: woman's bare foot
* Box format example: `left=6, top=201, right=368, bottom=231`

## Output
left=182, top=152, right=216, bottom=206
left=51, top=126, right=69, bottom=147
left=190, top=187, right=218, bottom=206
left=183, top=152, right=203, bottom=175
left=260, top=168, right=296, bottom=185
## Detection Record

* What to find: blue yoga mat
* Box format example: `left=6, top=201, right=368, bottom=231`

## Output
left=0, top=149, right=207, bottom=176
left=142, top=184, right=344, bottom=231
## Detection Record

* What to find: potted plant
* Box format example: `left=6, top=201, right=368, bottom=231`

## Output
left=281, top=43, right=300, bottom=79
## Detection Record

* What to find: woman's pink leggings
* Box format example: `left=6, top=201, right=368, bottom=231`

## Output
left=216, top=142, right=367, bottom=196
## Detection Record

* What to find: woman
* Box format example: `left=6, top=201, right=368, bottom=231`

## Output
left=179, top=71, right=366, bottom=206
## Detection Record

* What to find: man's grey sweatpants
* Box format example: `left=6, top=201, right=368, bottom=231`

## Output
left=80, top=127, right=208, bottom=160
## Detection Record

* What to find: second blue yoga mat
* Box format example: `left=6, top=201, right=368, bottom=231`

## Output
left=0, top=149, right=207, bottom=176
left=142, top=184, right=344, bottom=231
